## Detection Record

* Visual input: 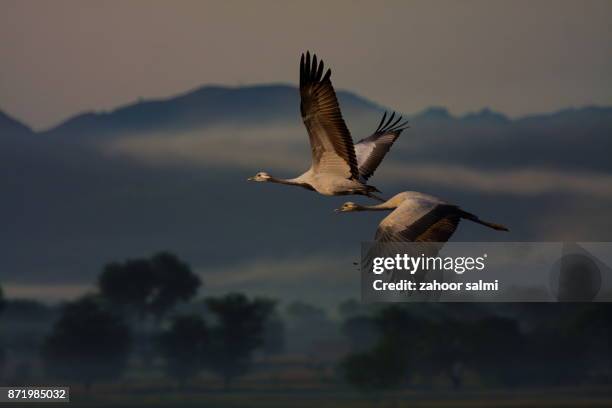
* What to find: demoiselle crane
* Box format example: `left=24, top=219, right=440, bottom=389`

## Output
left=248, top=52, right=408, bottom=201
left=335, top=191, right=508, bottom=242
left=336, top=191, right=508, bottom=290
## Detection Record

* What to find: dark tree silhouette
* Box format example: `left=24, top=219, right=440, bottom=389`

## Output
left=342, top=315, right=379, bottom=352
left=343, top=305, right=472, bottom=394
left=41, top=295, right=131, bottom=389
left=98, top=252, right=201, bottom=321
left=99, top=259, right=156, bottom=319
left=205, top=293, right=275, bottom=389
left=341, top=306, right=420, bottom=395
left=158, top=314, right=209, bottom=387
left=518, top=304, right=608, bottom=385
left=412, top=318, right=473, bottom=389
left=467, top=316, right=525, bottom=386
left=576, top=304, right=612, bottom=371
left=149, top=252, right=201, bottom=320
left=98, top=252, right=200, bottom=370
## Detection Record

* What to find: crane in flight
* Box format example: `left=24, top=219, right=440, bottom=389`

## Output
left=248, top=51, right=407, bottom=201
left=335, top=191, right=508, bottom=243
left=336, top=191, right=508, bottom=291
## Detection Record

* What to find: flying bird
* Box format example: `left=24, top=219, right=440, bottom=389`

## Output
left=336, top=191, right=508, bottom=291
left=336, top=191, right=508, bottom=242
left=248, top=51, right=408, bottom=201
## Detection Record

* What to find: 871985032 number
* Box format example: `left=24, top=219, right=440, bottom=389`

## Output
left=0, top=387, right=69, bottom=403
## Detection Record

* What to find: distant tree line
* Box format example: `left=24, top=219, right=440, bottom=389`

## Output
left=340, top=303, right=612, bottom=398
left=36, top=252, right=279, bottom=389
left=3, top=264, right=612, bottom=393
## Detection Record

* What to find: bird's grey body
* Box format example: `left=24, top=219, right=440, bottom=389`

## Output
left=290, top=169, right=380, bottom=196
left=249, top=52, right=407, bottom=201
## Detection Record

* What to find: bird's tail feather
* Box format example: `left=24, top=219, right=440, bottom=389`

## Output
left=460, top=210, right=509, bottom=231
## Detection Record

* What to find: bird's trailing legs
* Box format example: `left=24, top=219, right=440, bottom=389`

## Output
left=347, top=190, right=386, bottom=202
left=367, top=192, right=387, bottom=202
left=355, top=185, right=387, bottom=202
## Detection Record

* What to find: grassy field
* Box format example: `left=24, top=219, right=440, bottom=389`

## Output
left=40, top=385, right=612, bottom=408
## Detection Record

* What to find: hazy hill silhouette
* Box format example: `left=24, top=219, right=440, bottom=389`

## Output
left=40, top=85, right=381, bottom=140
left=4, top=85, right=610, bottom=173
left=0, top=110, right=33, bottom=138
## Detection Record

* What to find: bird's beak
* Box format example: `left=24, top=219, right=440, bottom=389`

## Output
left=334, top=208, right=341, bottom=213
left=247, top=177, right=254, bottom=181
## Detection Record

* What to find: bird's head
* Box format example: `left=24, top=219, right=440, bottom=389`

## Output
left=248, top=172, right=272, bottom=182
left=335, top=201, right=360, bottom=213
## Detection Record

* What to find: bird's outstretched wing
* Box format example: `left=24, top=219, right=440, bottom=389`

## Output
left=354, top=111, right=409, bottom=182
left=300, top=51, right=359, bottom=179
left=371, top=204, right=460, bottom=293
left=375, top=204, right=461, bottom=245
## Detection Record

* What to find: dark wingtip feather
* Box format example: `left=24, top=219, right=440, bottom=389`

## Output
left=300, top=52, right=330, bottom=85
left=392, top=120, right=410, bottom=133
left=375, top=111, right=388, bottom=132
left=374, top=111, right=410, bottom=134
left=388, top=115, right=403, bottom=130
left=299, top=54, right=305, bottom=84
left=323, top=68, right=331, bottom=82
left=385, top=112, right=396, bottom=129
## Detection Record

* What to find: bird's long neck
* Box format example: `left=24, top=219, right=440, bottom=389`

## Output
left=355, top=202, right=397, bottom=211
left=269, top=176, right=312, bottom=190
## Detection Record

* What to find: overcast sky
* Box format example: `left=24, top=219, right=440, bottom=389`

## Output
left=1, top=0, right=611, bottom=130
